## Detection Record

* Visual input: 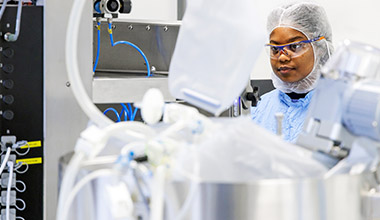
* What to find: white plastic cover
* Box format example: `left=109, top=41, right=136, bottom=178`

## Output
left=169, top=0, right=265, bottom=116
left=173, top=117, right=328, bottom=182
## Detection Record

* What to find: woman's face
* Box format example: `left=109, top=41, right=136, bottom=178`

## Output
left=269, top=27, right=315, bottom=83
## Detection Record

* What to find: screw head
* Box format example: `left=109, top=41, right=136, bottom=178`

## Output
left=66, top=81, right=71, bottom=87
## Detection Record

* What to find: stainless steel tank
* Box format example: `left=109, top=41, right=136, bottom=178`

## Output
left=167, top=172, right=379, bottom=220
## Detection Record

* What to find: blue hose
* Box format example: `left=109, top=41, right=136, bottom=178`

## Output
left=120, top=107, right=129, bottom=121
left=121, top=103, right=131, bottom=119
left=127, top=103, right=138, bottom=121
left=108, top=23, right=151, bottom=77
left=93, top=21, right=101, bottom=72
left=127, top=103, right=133, bottom=114
left=120, top=103, right=139, bottom=121
left=103, top=108, right=121, bottom=122
left=131, top=107, right=139, bottom=121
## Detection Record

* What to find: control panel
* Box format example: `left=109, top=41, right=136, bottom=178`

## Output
left=0, top=5, right=43, bottom=220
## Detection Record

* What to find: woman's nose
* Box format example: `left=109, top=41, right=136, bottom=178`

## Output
left=278, top=50, right=291, bottom=62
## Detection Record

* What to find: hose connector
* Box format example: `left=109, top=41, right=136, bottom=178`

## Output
left=107, top=17, right=113, bottom=25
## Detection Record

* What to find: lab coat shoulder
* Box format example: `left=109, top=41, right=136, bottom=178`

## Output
left=251, top=89, right=281, bottom=121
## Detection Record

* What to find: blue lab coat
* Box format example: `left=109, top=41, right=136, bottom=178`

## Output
left=251, top=89, right=314, bottom=143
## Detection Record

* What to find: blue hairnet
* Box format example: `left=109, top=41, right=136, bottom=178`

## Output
left=267, top=2, right=333, bottom=93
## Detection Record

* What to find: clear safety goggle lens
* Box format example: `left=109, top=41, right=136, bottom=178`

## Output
left=264, top=36, right=325, bottom=59
left=265, top=42, right=311, bottom=59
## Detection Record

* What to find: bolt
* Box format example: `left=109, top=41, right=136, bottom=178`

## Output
left=128, top=25, right=133, bottom=30
left=163, top=26, right=168, bottom=32
left=66, top=81, right=71, bottom=87
left=146, top=25, right=151, bottom=31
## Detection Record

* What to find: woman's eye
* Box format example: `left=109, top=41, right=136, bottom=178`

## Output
left=271, top=46, right=280, bottom=54
left=289, top=43, right=303, bottom=51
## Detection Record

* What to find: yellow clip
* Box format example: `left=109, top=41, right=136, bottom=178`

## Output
left=97, top=25, right=101, bottom=30
left=108, top=28, right=112, bottom=34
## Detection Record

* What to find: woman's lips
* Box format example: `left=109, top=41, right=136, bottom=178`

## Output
left=278, top=66, right=295, bottom=74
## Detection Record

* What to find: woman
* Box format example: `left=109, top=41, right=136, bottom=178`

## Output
left=251, top=2, right=333, bottom=143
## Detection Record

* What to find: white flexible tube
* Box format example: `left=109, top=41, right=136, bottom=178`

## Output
left=59, top=169, right=119, bottom=220
left=13, top=0, right=22, bottom=39
left=0, top=0, right=8, bottom=21
left=0, top=147, right=11, bottom=175
left=150, top=165, right=166, bottom=220
left=90, top=121, right=156, bottom=159
left=6, top=161, right=14, bottom=220
left=4, top=0, right=22, bottom=42
left=66, top=0, right=113, bottom=128
left=56, top=152, right=85, bottom=220
left=175, top=182, right=199, bottom=220
left=57, top=122, right=154, bottom=219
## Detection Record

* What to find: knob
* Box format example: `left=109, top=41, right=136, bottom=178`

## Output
left=2, top=48, right=14, bottom=58
left=120, top=0, right=132, bottom=13
left=2, top=95, right=14, bottom=105
left=2, top=80, right=14, bottom=89
left=106, top=0, right=120, bottom=13
left=2, top=64, right=14, bottom=74
left=2, top=110, right=14, bottom=120
left=94, top=0, right=101, bottom=13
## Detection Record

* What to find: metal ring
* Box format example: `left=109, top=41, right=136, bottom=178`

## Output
left=15, top=180, right=26, bottom=193
left=15, top=143, right=30, bottom=156
left=15, top=198, right=26, bottom=211
left=15, top=162, right=28, bottom=174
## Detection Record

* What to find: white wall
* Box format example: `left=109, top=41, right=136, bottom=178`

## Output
left=251, top=0, right=380, bottom=79
left=45, top=1, right=93, bottom=219
left=119, top=0, right=380, bottom=79
left=118, top=0, right=178, bottom=21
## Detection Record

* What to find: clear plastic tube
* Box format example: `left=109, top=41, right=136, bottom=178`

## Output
left=90, top=121, right=156, bottom=159
left=131, top=162, right=150, bottom=213
left=60, top=169, right=119, bottom=220
left=65, top=0, right=113, bottom=128
left=0, top=147, right=11, bottom=175
left=57, top=122, right=155, bottom=219
left=56, top=152, right=85, bottom=220
left=0, top=0, right=8, bottom=21
left=4, top=0, right=22, bottom=42
left=6, top=161, right=14, bottom=220
left=175, top=182, right=199, bottom=220
left=150, top=165, right=165, bottom=220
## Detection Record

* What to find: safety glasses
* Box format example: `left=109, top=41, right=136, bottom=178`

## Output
left=265, top=36, right=325, bottom=59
